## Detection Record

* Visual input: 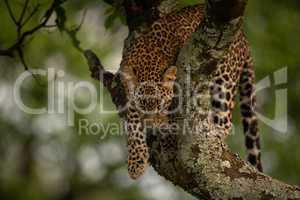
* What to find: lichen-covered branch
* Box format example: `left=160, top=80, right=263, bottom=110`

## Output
left=86, top=0, right=300, bottom=199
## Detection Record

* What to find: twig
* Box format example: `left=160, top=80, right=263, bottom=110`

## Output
left=63, top=9, right=87, bottom=52
left=21, top=3, right=41, bottom=27
left=0, top=0, right=59, bottom=72
left=1, top=0, right=57, bottom=53
left=77, top=9, right=87, bottom=31
left=17, top=47, right=28, bottom=70
left=4, top=0, right=18, bottom=25
left=9, top=0, right=57, bottom=51
left=18, top=0, right=30, bottom=25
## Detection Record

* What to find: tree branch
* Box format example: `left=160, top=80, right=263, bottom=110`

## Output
left=9, top=0, right=57, bottom=52
left=147, top=0, right=300, bottom=199
left=86, top=0, right=300, bottom=199
left=84, top=50, right=115, bottom=88
left=83, top=50, right=127, bottom=117
left=0, top=49, right=14, bottom=57
left=0, top=0, right=60, bottom=70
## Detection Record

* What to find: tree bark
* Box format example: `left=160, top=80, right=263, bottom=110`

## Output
left=84, top=0, right=300, bottom=199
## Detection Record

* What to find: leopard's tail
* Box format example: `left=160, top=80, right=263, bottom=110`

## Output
left=239, top=58, right=263, bottom=172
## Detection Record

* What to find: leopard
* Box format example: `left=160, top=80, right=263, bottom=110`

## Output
left=120, top=4, right=262, bottom=180
left=210, top=30, right=263, bottom=172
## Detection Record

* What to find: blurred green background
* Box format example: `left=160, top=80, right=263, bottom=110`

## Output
left=0, top=0, right=299, bottom=200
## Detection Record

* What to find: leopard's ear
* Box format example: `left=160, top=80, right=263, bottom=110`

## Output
left=162, top=66, right=177, bottom=89
left=122, top=65, right=138, bottom=95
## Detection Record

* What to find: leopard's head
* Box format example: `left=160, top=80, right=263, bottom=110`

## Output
left=123, top=66, right=177, bottom=126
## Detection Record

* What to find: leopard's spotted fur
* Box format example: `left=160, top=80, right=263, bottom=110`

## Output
left=120, top=4, right=262, bottom=179
left=210, top=31, right=263, bottom=171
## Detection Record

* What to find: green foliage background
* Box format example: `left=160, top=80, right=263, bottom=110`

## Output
left=0, top=0, right=299, bottom=199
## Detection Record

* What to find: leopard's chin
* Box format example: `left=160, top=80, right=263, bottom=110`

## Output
left=143, top=114, right=168, bottom=128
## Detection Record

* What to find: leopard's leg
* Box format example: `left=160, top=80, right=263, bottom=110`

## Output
left=239, top=59, right=263, bottom=172
left=126, top=102, right=149, bottom=179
